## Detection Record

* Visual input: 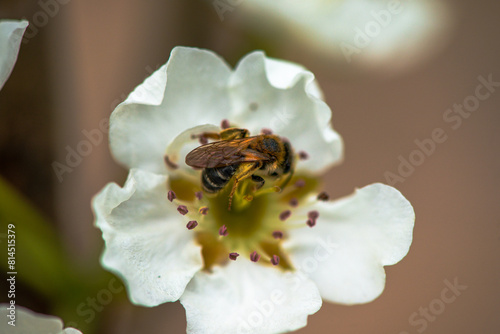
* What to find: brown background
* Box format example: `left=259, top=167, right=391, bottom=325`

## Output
left=0, top=0, right=499, bottom=333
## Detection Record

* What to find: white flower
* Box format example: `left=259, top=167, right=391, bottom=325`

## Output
left=93, top=46, right=414, bottom=333
left=239, top=0, right=452, bottom=72
left=0, top=304, right=82, bottom=334
left=0, top=19, right=28, bottom=90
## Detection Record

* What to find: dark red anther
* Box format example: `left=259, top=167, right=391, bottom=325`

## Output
left=308, top=210, right=319, bottom=220
left=199, top=207, right=209, bottom=215
left=295, top=179, right=306, bottom=188
left=250, top=251, right=260, bottom=262
left=186, top=220, right=198, bottom=230
left=279, top=210, right=291, bottom=221
left=177, top=205, right=188, bottom=215
left=167, top=190, right=177, bottom=202
left=219, top=225, right=228, bottom=237
left=199, top=136, right=208, bottom=145
left=306, top=219, right=316, bottom=228
left=195, top=191, right=203, bottom=200
left=272, top=231, right=283, bottom=239
left=261, top=128, right=273, bottom=135
left=164, top=155, right=179, bottom=169
left=271, top=255, right=280, bottom=266
left=289, top=198, right=298, bottom=207
left=221, top=119, right=230, bottom=129
left=317, top=192, right=330, bottom=201
left=229, top=252, right=239, bottom=261
left=298, top=151, right=309, bottom=160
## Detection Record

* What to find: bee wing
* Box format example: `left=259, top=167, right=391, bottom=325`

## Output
left=186, top=138, right=272, bottom=168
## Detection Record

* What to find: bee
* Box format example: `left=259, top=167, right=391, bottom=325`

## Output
left=185, top=128, right=294, bottom=210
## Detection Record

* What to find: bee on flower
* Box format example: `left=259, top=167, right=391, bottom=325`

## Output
left=93, top=46, right=415, bottom=334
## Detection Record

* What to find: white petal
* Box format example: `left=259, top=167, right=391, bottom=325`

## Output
left=242, top=0, right=451, bottom=72
left=180, top=260, right=322, bottom=334
left=0, top=304, right=82, bottom=334
left=0, top=20, right=28, bottom=90
left=110, top=46, right=233, bottom=173
left=284, top=183, right=414, bottom=304
left=93, top=169, right=203, bottom=306
left=229, top=51, right=343, bottom=172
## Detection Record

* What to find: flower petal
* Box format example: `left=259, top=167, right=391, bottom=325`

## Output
left=180, top=260, right=322, bottom=334
left=109, top=47, right=233, bottom=173
left=0, top=304, right=82, bottom=334
left=284, top=183, right=414, bottom=304
left=229, top=51, right=343, bottom=172
left=0, top=20, right=28, bottom=90
left=93, top=168, right=203, bottom=306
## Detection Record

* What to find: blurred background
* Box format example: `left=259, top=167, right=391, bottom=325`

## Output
left=0, top=0, right=499, bottom=333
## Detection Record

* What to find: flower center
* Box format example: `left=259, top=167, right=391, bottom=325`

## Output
left=164, top=121, right=326, bottom=271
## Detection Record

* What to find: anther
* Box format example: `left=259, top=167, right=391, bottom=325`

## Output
left=164, top=155, right=179, bottom=169
left=271, top=255, right=280, bottom=266
left=308, top=210, right=319, bottom=220
left=250, top=251, right=260, bottom=262
left=249, top=102, right=258, bottom=111
left=219, top=225, right=228, bottom=237
left=306, top=219, right=316, bottom=228
left=186, top=220, right=198, bottom=230
left=298, top=151, right=309, bottom=160
left=272, top=231, right=283, bottom=239
left=221, top=119, right=230, bottom=129
left=317, top=192, right=330, bottom=201
left=199, top=207, right=209, bottom=215
left=295, top=179, right=306, bottom=188
left=279, top=210, right=291, bottom=221
left=177, top=205, right=188, bottom=215
left=167, top=190, right=177, bottom=202
left=199, top=136, right=208, bottom=145
left=229, top=252, right=239, bottom=261
left=289, top=198, right=298, bottom=207
left=195, top=191, right=203, bottom=200
left=261, top=128, right=273, bottom=135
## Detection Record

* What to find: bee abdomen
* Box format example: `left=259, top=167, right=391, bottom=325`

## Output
left=202, top=165, right=237, bottom=193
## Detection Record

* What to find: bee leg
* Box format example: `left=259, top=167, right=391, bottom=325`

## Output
left=228, top=162, right=261, bottom=210
left=251, top=175, right=265, bottom=190
left=219, top=128, right=249, bottom=140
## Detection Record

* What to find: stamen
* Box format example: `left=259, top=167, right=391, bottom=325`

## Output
left=199, top=206, right=209, bottom=215
left=221, top=119, right=230, bottom=129
left=279, top=210, right=292, bottom=221
left=164, top=155, right=179, bottom=169
left=261, top=128, right=273, bottom=135
left=250, top=251, right=260, bottom=262
left=272, top=231, right=283, bottom=239
left=199, top=136, right=208, bottom=145
left=186, top=220, right=198, bottom=230
left=298, top=151, right=309, bottom=160
left=229, top=252, right=239, bottom=261
left=317, top=192, right=330, bottom=201
left=219, top=225, right=228, bottom=237
left=306, top=219, right=316, bottom=228
left=177, top=205, right=188, bottom=215
left=167, top=190, right=177, bottom=202
left=195, top=191, right=203, bottom=200
left=271, top=255, right=280, bottom=266
left=308, top=210, right=319, bottom=220
left=295, top=179, right=306, bottom=188
left=289, top=198, right=298, bottom=207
